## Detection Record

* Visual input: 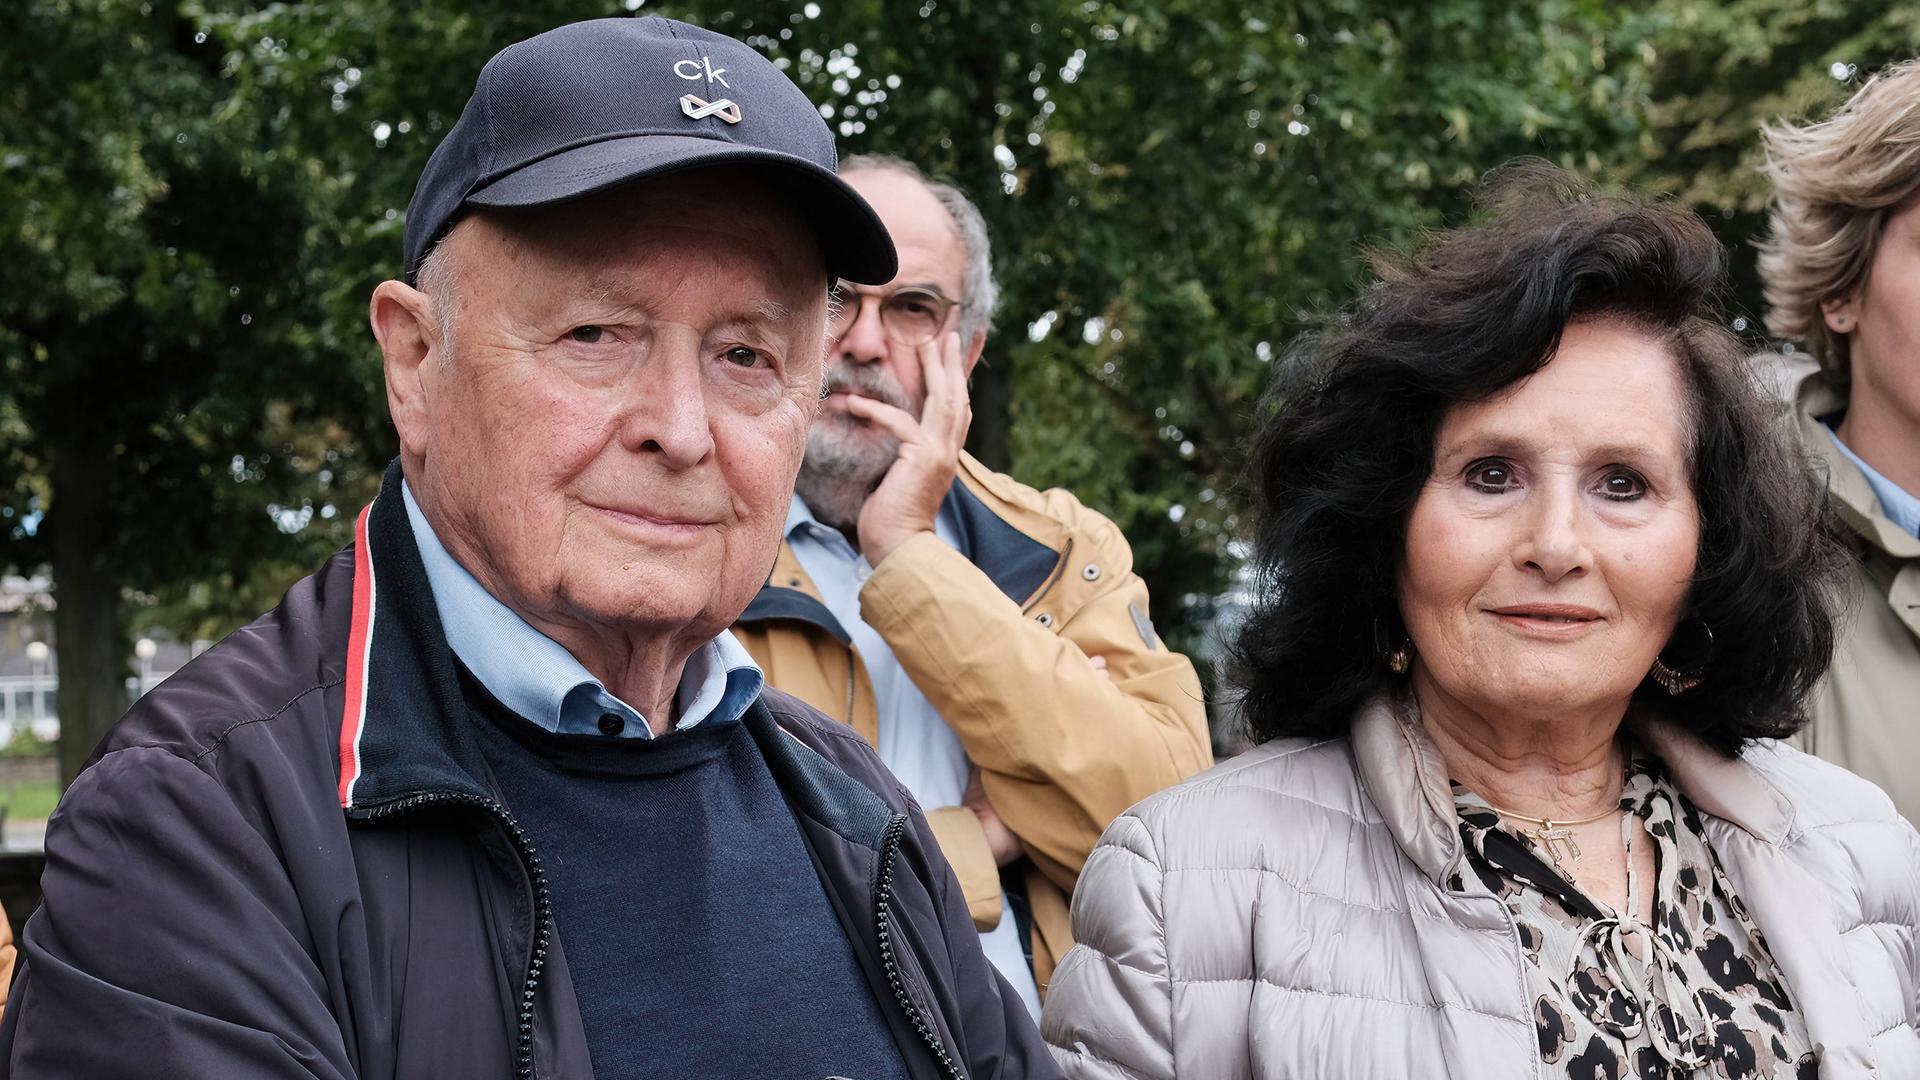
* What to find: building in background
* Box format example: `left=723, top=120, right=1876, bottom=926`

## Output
left=0, top=576, right=197, bottom=744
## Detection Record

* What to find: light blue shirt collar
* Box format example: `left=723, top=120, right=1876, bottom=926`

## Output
left=402, top=482, right=763, bottom=738
left=1823, top=423, right=1920, bottom=539
left=784, top=495, right=828, bottom=540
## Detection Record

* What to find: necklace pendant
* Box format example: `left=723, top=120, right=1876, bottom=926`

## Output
left=1535, top=826, right=1581, bottom=872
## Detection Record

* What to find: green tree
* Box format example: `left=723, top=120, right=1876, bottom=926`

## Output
left=18, top=0, right=1899, bottom=781
left=1628, top=1, right=1920, bottom=317
left=0, top=1, right=388, bottom=783
left=180, top=0, right=1665, bottom=666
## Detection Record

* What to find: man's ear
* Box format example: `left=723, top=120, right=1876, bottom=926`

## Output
left=961, top=329, right=988, bottom=378
left=370, top=279, right=443, bottom=461
left=1820, top=293, right=1862, bottom=335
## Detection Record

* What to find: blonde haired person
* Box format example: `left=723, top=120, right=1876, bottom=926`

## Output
left=1756, top=60, right=1920, bottom=823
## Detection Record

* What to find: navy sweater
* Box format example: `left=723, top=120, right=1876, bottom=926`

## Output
left=470, top=683, right=910, bottom=1080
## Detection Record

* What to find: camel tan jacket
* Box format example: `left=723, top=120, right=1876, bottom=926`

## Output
left=732, top=454, right=1212, bottom=994
left=1043, top=696, right=1920, bottom=1078
left=1790, top=369, right=1920, bottom=824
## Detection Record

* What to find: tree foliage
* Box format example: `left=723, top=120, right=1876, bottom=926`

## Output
left=3, top=0, right=1911, bottom=776
left=1625, top=0, right=1920, bottom=313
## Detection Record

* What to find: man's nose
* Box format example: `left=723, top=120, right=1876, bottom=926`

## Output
left=615, top=344, right=714, bottom=469
left=835, top=295, right=888, bottom=366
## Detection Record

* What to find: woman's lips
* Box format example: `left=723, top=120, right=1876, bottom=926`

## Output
left=1487, top=604, right=1603, bottom=636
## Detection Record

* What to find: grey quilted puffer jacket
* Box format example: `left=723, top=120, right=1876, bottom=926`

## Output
left=1042, top=696, right=1920, bottom=1079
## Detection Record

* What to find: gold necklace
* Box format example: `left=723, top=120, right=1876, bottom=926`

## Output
left=1481, top=801, right=1619, bottom=872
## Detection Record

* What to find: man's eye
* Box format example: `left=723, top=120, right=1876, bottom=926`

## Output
left=569, top=325, right=605, bottom=344
left=724, top=346, right=763, bottom=367
left=1466, top=460, right=1515, bottom=492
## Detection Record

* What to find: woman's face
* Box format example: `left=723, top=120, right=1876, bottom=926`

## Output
left=1398, top=319, right=1701, bottom=721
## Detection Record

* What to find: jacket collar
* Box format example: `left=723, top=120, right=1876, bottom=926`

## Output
left=337, top=461, right=496, bottom=813
left=1352, top=694, right=1797, bottom=888
left=1795, top=367, right=1920, bottom=561
left=740, top=453, right=1065, bottom=635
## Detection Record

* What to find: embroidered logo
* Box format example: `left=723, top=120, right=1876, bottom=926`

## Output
left=673, top=56, right=730, bottom=87
left=680, top=94, right=742, bottom=125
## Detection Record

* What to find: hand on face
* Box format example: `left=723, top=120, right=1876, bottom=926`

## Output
left=840, top=330, right=972, bottom=565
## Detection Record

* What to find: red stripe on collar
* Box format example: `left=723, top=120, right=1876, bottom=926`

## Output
left=337, top=502, right=378, bottom=808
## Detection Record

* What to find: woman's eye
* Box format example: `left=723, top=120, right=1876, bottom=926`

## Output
left=568, top=325, right=605, bottom=344
left=1599, top=469, right=1648, bottom=500
left=1466, top=460, right=1515, bottom=492
left=724, top=345, right=763, bottom=368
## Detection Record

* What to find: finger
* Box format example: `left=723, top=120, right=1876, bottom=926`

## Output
left=928, top=330, right=965, bottom=415
left=1089, top=655, right=1112, bottom=681
left=918, top=331, right=970, bottom=446
left=915, top=334, right=951, bottom=410
left=942, top=330, right=969, bottom=402
left=838, top=393, right=924, bottom=443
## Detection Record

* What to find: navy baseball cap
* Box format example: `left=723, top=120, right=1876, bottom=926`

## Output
left=402, top=17, right=896, bottom=284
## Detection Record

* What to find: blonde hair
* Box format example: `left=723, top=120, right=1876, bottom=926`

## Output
left=1757, top=59, right=1920, bottom=373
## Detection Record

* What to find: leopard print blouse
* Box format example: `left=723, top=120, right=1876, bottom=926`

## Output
left=1450, top=756, right=1816, bottom=1079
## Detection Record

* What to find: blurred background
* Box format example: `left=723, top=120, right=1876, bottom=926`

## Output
left=2, top=0, right=1915, bottom=835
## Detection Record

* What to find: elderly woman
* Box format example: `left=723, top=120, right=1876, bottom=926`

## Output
left=1041, top=164, right=1920, bottom=1080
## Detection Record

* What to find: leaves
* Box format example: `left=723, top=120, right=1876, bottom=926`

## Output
left=4, top=0, right=1909, bottom=673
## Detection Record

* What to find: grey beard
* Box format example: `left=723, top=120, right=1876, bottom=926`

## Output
left=794, top=419, right=899, bottom=535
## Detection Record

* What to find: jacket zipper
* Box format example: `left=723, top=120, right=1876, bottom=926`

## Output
left=361, top=791, right=553, bottom=1080
left=874, top=813, right=967, bottom=1080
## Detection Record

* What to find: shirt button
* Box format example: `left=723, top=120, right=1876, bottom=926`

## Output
left=597, top=713, right=625, bottom=737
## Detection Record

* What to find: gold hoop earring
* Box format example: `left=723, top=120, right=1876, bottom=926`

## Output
left=1388, top=644, right=1412, bottom=675
left=1649, top=621, right=1713, bottom=696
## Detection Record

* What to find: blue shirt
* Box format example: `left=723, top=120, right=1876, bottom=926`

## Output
left=1825, top=424, right=1920, bottom=539
left=402, top=482, right=763, bottom=738
left=783, top=495, right=1045, bottom=1019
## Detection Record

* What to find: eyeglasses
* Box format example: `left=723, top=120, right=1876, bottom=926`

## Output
left=828, top=283, right=959, bottom=347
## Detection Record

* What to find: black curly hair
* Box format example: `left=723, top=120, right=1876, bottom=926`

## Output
left=1227, top=160, right=1848, bottom=755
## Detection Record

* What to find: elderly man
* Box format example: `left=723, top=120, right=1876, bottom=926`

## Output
left=732, top=156, right=1212, bottom=1010
left=0, top=20, right=1059, bottom=1079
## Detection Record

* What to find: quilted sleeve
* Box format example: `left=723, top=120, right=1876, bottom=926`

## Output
left=1040, top=814, right=1177, bottom=1079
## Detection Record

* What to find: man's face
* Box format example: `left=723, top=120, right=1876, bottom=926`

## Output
left=807, top=168, right=969, bottom=481
left=1839, top=194, right=1920, bottom=430
left=392, top=173, right=829, bottom=646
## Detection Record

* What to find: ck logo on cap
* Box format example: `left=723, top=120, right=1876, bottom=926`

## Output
left=680, top=94, right=742, bottom=124
left=673, top=57, right=730, bottom=88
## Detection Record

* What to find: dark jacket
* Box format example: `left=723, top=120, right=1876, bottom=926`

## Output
left=0, top=463, right=1059, bottom=1080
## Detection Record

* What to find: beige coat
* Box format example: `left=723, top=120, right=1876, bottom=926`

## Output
left=1043, top=696, right=1920, bottom=1078
left=1790, top=369, right=1920, bottom=825
left=732, top=453, right=1212, bottom=992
